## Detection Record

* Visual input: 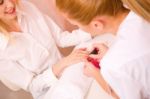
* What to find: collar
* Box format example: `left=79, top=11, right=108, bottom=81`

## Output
left=0, top=33, right=9, bottom=50
left=16, top=6, right=27, bottom=25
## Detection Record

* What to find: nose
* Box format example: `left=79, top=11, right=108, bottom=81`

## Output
left=4, top=0, right=15, bottom=10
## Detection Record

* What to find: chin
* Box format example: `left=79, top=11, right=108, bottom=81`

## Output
left=7, top=15, right=17, bottom=20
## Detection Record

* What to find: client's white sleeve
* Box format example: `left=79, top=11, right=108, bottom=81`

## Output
left=29, top=67, right=58, bottom=99
left=44, top=15, right=91, bottom=48
left=45, top=62, right=92, bottom=99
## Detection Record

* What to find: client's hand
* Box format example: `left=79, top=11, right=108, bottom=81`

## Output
left=53, top=48, right=89, bottom=78
left=64, top=48, right=89, bottom=66
left=83, top=61, right=100, bottom=79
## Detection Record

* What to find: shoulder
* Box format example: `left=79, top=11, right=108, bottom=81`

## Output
left=105, top=11, right=150, bottom=65
left=118, top=11, right=150, bottom=36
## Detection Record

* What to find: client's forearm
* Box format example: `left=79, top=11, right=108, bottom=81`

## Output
left=52, top=57, right=68, bottom=78
left=95, top=73, right=119, bottom=99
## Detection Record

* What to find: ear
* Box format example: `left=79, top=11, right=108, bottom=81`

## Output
left=90, top=18, right=104, bottom=31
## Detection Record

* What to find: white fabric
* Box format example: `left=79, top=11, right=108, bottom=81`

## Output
left=0, top=0, right=91, bottom=98
left=101, top=11, right=150, bottom=99
left=46, top=62, right=92, bottom=99
left=44, top=15, right=91, bottom=48
left=85, top=80, right=113, bottom=99
left=44, top=34, right=115, bottom=99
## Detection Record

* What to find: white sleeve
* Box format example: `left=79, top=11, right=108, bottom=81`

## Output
left=44, top=15, right=92, bottom=47
left=0, top=59, right=58, bottom=97
left=101, top=58, right=149, bottom=99
left=0, top=60, right=34, bottom=91
left=101, top=69, right=142, bottom=99
left=44, top=62, right=93, bottom=99
left=29, top=67, right=58, bottom=98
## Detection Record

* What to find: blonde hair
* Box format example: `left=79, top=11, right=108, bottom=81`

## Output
left=56, top=0, right=128, bottom=25
left=0, top=0, right=19, bottom=35
left=122, top=0, right=150, bottom=22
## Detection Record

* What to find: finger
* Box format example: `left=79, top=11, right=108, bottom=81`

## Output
left=75, top=52, right=89, bottom=58
left=72, top=56, right=87, bottom=62
left=78, top=56, right=89, bottom=61
left=79, top=51, right=90, bottom=55
left=72, top=48, right=82, bottom=53
left=77, top=49, right=90, bottom=54
left=77, top=52, right=89, bottom=56
left=75, top=57, right=88, bottom=62
left=73, top=50, right=89, bottom=55
left=89, top=54, right=102, bottom=60
left=78, top=48, right=87, bottom=51
left=74, top=48, right=87, bottom=52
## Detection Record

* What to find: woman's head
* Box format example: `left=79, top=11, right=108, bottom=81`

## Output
left=122, top=0, right=150, bottom=22
left=56, top=0, right=129, bottom=36
left=0, top=0, right=18, bottom=34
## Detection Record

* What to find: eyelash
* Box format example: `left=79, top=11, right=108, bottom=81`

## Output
left=0, top=0, right=4, bottom=5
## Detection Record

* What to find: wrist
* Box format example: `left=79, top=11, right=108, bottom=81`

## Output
left=52, top=58, right=67, bottom=78
left=52, top=62, right=64, bottom=78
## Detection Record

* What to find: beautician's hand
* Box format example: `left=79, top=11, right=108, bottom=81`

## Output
left=83, top=61, right=100, bottom=79
left=64, top=48, right=89, bottom=66
left=90, top=43, right=108, bottom=60
left=53, top=48, right=89, bottom=78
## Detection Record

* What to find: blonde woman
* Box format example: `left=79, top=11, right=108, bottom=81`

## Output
left=55, top=0, right=150, bottom=99
left=0, top=0, right=91, bottom=99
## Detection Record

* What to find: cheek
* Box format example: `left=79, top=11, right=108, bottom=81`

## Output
left=80, top=27, right=89, bottom=33
left=12, top=0, right=16, bottom=2
left=82, top=26, right=94, bottom=34
left=11, top=0, right=18, bottom=4
left=0, top=9, right=4, bottom=18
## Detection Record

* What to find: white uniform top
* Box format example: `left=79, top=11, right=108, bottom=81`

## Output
left=101, top=11, right=150, bottom=99
left=0, top=0, right=91, bottom=95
